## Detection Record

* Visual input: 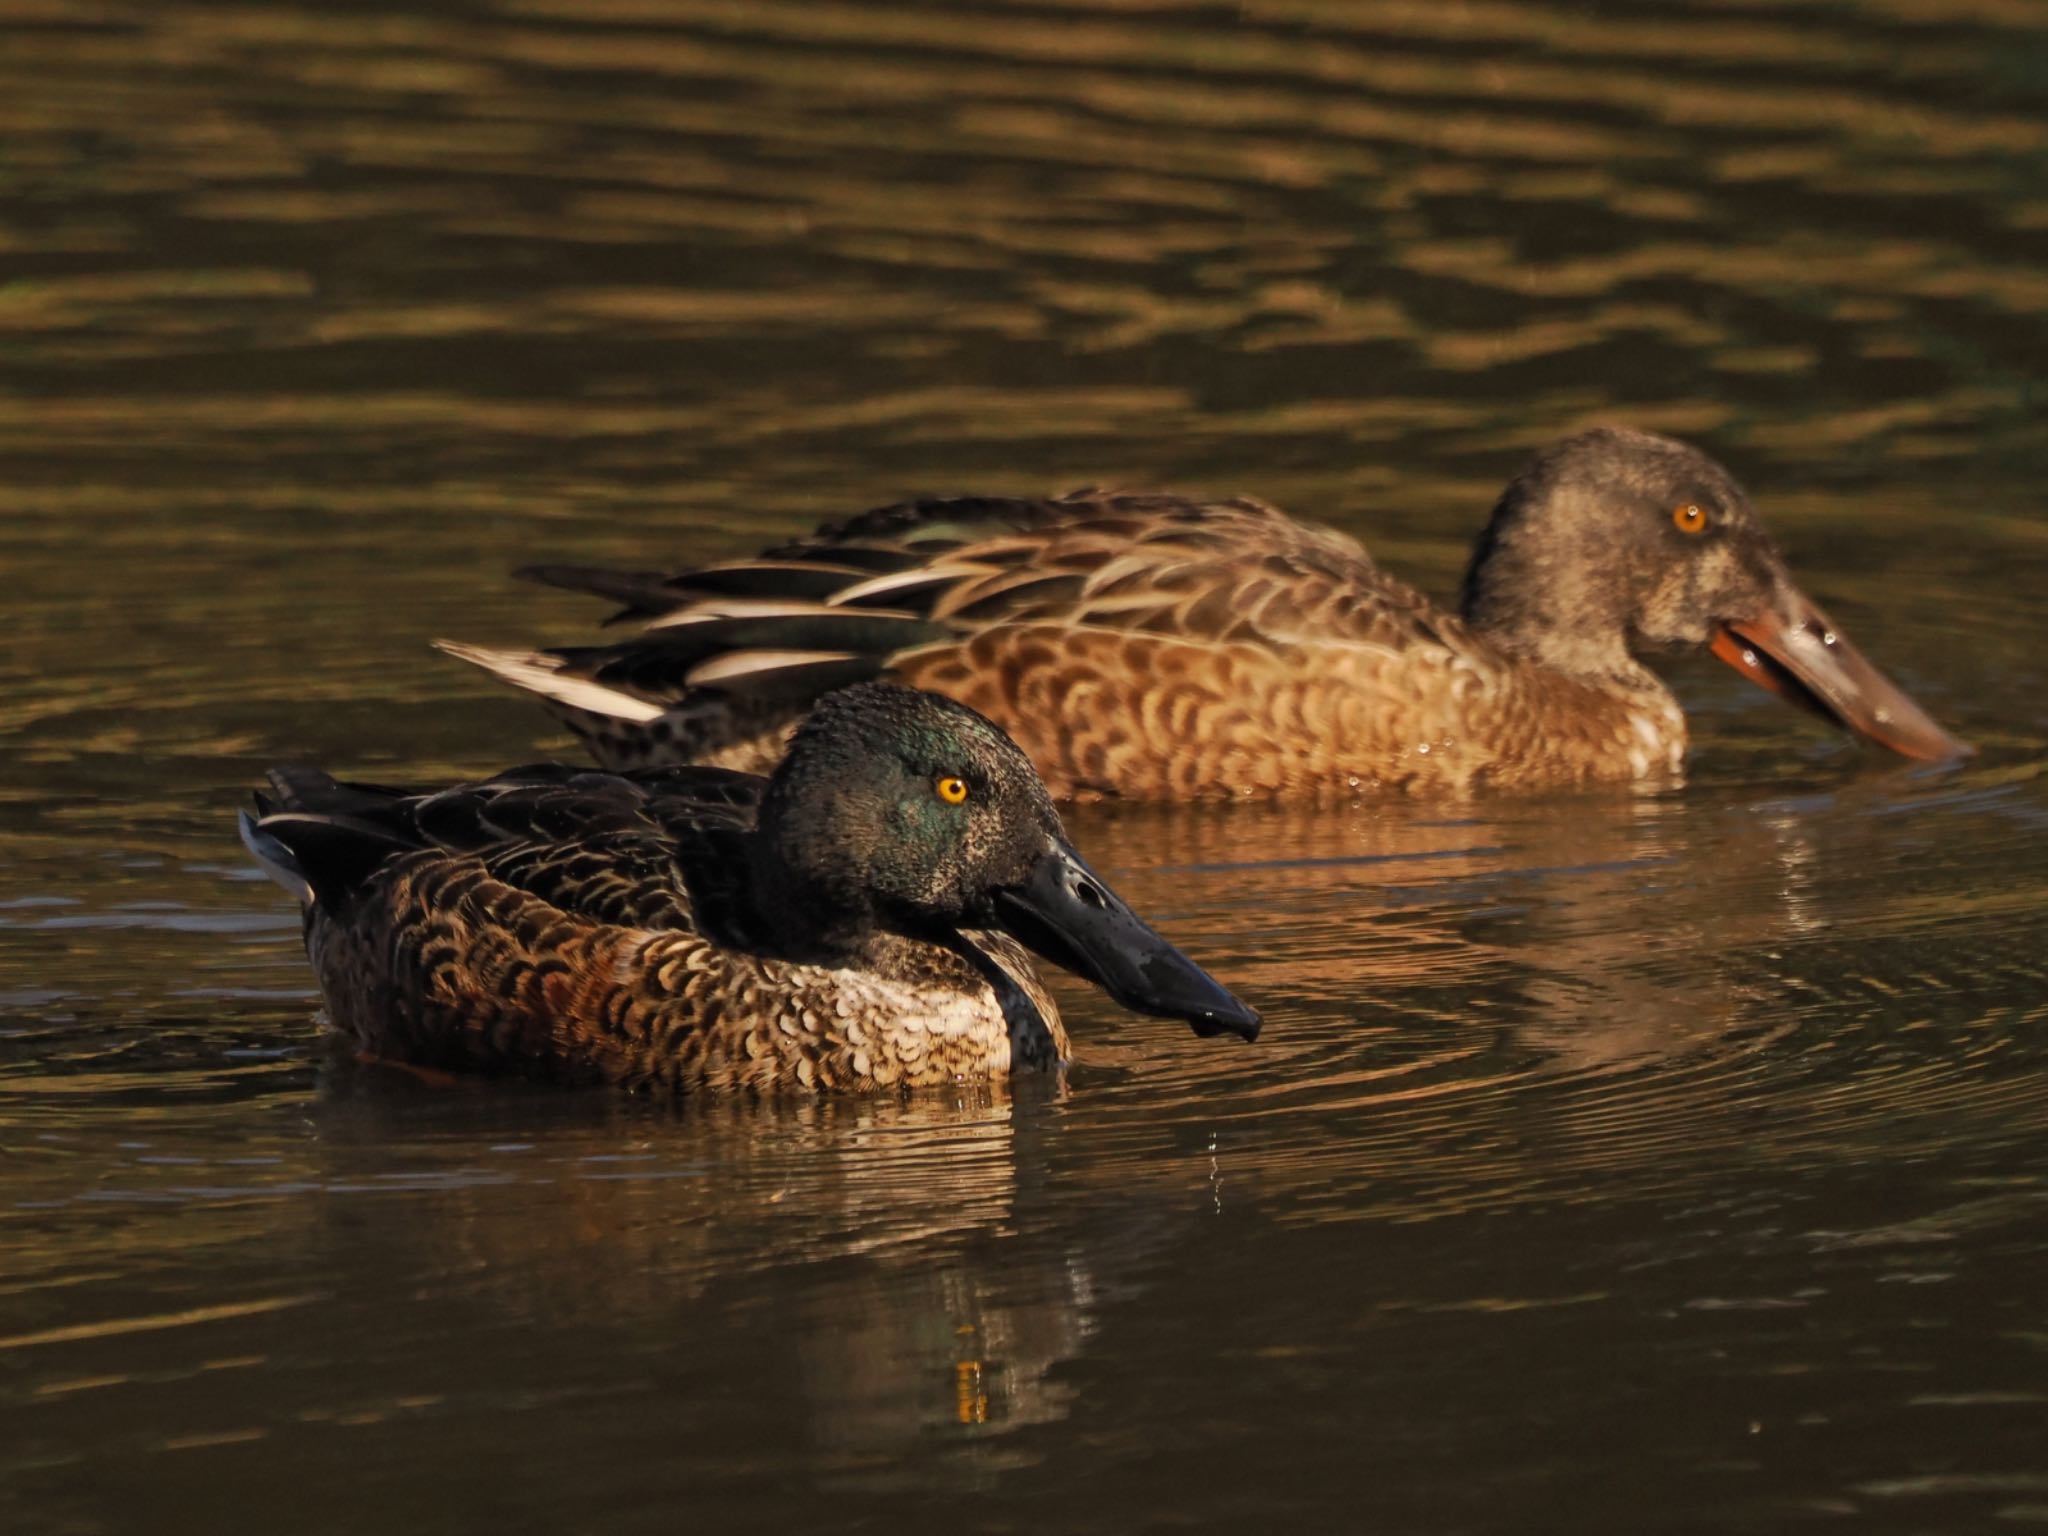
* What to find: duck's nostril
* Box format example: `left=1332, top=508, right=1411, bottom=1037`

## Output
left=1074, top=878, right=1107, bottom=910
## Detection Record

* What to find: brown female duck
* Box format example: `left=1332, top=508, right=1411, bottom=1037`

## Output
left=239, top=684, right=1258, bottom=1093
left=443, top=428, right=1967, bottom=800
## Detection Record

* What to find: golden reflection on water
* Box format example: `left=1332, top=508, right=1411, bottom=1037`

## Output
left=3, top=0, right=2044, bottom=498
left=1052, top=774, right=2048, bottom=1216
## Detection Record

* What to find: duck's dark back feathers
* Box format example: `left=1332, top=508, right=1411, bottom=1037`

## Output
left=255, top=762, right=763, bottom=927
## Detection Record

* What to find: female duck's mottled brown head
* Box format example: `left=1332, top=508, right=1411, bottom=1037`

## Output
left=1460, top=427, right=1968, bottom=762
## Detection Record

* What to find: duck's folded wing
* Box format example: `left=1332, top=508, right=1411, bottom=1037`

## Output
left=244, top=764, right=764, bottom=929
left=452, top=491, right=1474, bottom=717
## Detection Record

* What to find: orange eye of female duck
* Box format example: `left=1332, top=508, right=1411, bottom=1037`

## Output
left=1673, top=503, right=1709, bottom=536
left=934, top=774, right=969, bottom=805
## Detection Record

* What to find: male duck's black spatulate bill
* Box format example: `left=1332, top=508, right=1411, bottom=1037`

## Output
left=990, top=841, right=1259, bottom=1039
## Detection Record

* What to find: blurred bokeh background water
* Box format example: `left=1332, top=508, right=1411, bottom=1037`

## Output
left=2, top=1, right=2046, bottom=1531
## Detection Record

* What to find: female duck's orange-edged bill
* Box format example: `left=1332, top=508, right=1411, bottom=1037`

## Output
left=442, top=427, right=1969, bottom=800
left=240, top=684, right=1257, bottom=1094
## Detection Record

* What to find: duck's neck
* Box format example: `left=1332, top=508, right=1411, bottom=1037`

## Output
left=1460, top=513, right=1663, bottom=698
left=1466, top=605, right=1666, bottom=698
left=742, top=834, right=881, bottom=965
left=744, top=817, right=978, bottom=971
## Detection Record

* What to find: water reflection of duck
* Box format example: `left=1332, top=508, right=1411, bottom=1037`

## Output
left=446, top=428, right=1967, bottom=799
left=238, top=684, right=1258, bottom=1092
left=298, top=1084, right=1170, bottom=1453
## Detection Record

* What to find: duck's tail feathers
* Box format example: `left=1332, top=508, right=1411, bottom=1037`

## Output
left=239, top=807, right=315, bottom=906
left=515, top=560, right=875, bottom=625
left=437, top=602, right=935, bottom=721
left=239, top=768, right=422, bottom=909
left=434, top=640, right=668, bottom=724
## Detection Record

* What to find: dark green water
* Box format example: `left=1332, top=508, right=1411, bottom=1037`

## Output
left=3, top=2, right=2047, bottom=1530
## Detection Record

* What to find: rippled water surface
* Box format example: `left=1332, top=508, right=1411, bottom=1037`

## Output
left=4, top=1, right=2048, bottom=1530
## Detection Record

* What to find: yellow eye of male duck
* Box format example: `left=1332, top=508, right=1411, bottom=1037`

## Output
left=1673, top=503, right=1708, bottom=535
left=935, top=774, right=969, bottom=805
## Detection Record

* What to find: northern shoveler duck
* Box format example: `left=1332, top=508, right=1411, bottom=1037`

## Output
left=239, top=684, right=1259, bottom=1092
left=442, top=428, right=1968, bottom=799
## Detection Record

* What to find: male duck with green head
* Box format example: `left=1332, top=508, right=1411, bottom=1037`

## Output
left=241, top=684, right=1258, bottom=1093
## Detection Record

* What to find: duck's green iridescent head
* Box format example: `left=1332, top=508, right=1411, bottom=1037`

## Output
left=759, top=683, right=1259, bottom=1039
